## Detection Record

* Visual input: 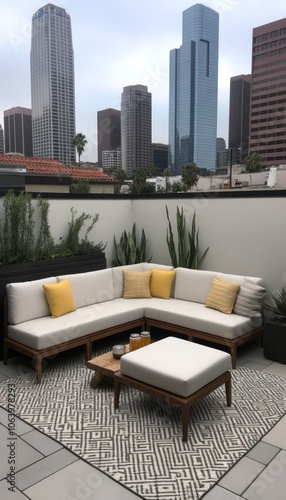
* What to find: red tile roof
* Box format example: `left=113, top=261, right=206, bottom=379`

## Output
left=0, top=155, right=114, bottom=183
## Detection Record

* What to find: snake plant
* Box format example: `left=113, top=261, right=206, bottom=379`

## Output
left=166, top=205, right=209, bottom=269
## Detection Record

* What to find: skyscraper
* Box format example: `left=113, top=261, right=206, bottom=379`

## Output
left=4, top=107, right=33, bottom=157
left=169, top=4, right=219, bottom=174
left=31, top=3, right=75, bottom=165
left=121, top=85, right=152, bottom=175
left=229, top=75, right=251, bottom=164
left=97, top=108, right=121, bottom=169
left=250, top=18, right=286, bottom=168
left=0, top=125, right=4, bottom=154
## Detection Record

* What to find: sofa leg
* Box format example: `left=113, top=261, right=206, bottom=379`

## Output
left=230, top=347, right=237, bottom=369
left=86, top=341, right=92, bottom=361
left=35, top=357, right=42, bottom=384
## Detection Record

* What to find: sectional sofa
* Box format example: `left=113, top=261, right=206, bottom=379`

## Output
left=3, top=263, right=265, bottom=383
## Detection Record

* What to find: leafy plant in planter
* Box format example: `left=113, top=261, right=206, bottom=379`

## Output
left=263, top=286, right=286, bottom=364
left=165, top=205, right=209, bottom=269
left=264, top=286, right=286, bottom=324
left=111, top=223, right=152, bottom=266
left=0, top=191, right=106, bottom=265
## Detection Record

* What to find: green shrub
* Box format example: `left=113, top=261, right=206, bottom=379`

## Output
left=0, top=191, right=106, bottom=265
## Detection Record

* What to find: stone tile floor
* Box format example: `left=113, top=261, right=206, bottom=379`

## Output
left=0, top=342, right=285, bottom=500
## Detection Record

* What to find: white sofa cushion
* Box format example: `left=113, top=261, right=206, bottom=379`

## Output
left=120, top=336, right=231, bottom=397
left=57, top=269, right=114, bottom=308
left=142, top=263, right=174, bottom=272
left=175, top=268, right=218, bottom=303
left=144, top=298, right=262, bottom=339
left=174, top=267, right=264, bottom=305
left=6, top=277, right=57, bottom=325
left=112, top=263, right=145, bottom=298
left=7, top=298, right=147, bottom=351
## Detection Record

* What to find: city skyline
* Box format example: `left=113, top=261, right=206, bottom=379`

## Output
left=1, top=0, right=286, bottom=163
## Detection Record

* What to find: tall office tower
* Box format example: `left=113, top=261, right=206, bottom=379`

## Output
left=121, top=84, right=152, bottom=175
left=0, top=125, right=4, bottom=154
left=4, top=107, right=33, bottom=157
left=31, top=4, right=75, bottom=165
left=97, top=108, right=121, bottom=169
left=152, top=143, right=168, bottom=175
left=216, top=138, right=229, bottom=169
left=229, top=75, right=251, bottom=164
left=250, top=18, right=286, bottom=167
left=169, top=4, right=219, bottom=174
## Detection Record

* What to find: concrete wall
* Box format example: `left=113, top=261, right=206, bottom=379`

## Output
left=1, top=194, right=285, bottom=293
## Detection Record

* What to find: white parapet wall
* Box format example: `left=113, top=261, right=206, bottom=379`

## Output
left=1, top=193, right=286, bottom=293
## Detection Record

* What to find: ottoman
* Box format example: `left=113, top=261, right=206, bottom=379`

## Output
left=114, top=336, right=232, bottom=441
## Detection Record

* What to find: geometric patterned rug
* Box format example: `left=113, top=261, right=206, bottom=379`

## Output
left=1, top=345, right=286, bottom=500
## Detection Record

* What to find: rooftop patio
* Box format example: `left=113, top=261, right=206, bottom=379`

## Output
left=0, top=189, right=286, bottom=499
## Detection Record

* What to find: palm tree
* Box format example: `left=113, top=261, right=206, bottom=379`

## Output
left=181, top=163, right=200, bottom=190
left=243, top=153, right=262, bottom=173
left=73, top=133, right=87, bottom=165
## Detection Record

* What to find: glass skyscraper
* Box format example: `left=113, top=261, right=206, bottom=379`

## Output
left=169, top=4, right=219, bottom=174
left=31, top=4, right=75, bottom=165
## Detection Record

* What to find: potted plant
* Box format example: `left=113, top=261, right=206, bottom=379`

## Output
left=263, top=286, right=286, bottom=364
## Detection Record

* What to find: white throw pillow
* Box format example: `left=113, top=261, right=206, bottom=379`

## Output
left=233, top=278, right=265, bottom=318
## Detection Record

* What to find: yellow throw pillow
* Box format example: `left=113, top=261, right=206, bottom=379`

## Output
left=43, top=279, right=76, bottom=318
left=150, top=269, right=176, bottom=299
left=123, top=270, right=152, bottom=299
left=206, top=276, right=240, bottom=314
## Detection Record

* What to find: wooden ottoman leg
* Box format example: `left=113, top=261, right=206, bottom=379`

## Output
left=225, top=373, right=232, bottom=406
left=181, top=404, right=190, bottom=442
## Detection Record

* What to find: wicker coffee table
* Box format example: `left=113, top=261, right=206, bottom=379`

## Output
left=87, top=345, right=129, bottom=388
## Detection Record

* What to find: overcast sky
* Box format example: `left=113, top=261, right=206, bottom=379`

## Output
left=1, top=0, right=286, bottom=162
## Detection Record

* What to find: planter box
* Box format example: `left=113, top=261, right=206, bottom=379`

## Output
left=264, top=320, right=286, bottom=364
left=0, top=253, right=106, bottom=360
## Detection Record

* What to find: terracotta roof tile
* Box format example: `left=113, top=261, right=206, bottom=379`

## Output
left=0, top=155, right=114, bottom=183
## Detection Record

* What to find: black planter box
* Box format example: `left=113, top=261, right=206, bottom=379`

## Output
left=0, top=253, right=106, bottom=360
left=264, top=320, right=286, bottom=364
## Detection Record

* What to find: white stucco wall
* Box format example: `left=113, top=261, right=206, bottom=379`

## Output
left=1, top=194, right=285, bottom=293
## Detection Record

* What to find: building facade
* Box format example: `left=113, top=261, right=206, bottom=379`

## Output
left=102, top=149, right=121, bottom=170
left=121, top=84, right=152, bottom=175
left=229, top=75, right=251, bottom=164
left=250, top=18, right=286, bottom=167
left=97, top=108, right=121, bottom=169
left=4, top=107, right=33, bottom=157
left=152, top=143, right=168, bottom=175
left=31, top=3, right=75, bottom=165
left=0, top=125, right=4, bottom=154
left=169, top=4, right=219, bottom=174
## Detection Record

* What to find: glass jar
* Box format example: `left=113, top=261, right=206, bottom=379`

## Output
left=140, top=331, right=151, bottom=347
left=129, top=333, right=141, bottom=351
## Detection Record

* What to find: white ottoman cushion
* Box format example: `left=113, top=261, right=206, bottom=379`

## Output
left=120, top=337, right=231, bottom=397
